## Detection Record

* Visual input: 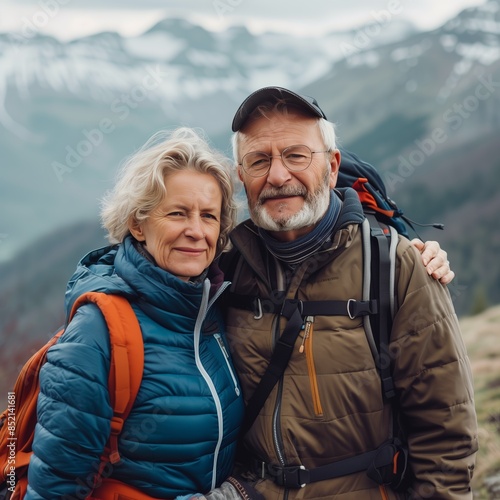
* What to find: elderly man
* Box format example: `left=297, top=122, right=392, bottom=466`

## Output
left=219, top=87, right=477, bottom=499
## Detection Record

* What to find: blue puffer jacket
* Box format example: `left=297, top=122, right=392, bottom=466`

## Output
left=26, top=236, right=244, bottom=499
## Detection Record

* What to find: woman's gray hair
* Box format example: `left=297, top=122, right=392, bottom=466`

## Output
left=101, top=127, right=237, bottom=255
left=231, top=100, right=337, bottom=163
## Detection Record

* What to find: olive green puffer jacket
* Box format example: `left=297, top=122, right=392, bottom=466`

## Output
left=222, top=207, right=477, bottom=499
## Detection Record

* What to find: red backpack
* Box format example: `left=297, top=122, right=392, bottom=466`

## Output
left=0, top=292, right=145, bottom=499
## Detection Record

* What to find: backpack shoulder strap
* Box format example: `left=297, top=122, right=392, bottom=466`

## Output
left=238, top=299, right=305, bottom=438
left=70, top=292, right=144, bottom=464
left=361, top=215, right=398, bottom=403
left=0, top=328, right=66, bottom=480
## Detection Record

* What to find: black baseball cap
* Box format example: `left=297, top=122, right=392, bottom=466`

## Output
left=231, top=86, right=328, bottom=132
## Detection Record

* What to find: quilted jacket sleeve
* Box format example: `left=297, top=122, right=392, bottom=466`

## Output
left=392, top=238, right=478, bottom=499
left=25, top=304, right=113, bottom=500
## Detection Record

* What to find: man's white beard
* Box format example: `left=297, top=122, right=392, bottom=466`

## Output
left=249, top=176, right=331, bottom=232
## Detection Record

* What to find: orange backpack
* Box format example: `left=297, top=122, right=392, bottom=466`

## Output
left=0, top=292, right=145, bottom=500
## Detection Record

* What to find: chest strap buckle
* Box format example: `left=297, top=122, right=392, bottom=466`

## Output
left=266, top=463, right=309, bottom=488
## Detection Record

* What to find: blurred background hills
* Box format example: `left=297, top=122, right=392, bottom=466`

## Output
left=1, top=2, right=499, bottom=492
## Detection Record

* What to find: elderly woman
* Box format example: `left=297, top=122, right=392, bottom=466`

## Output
left=25, top=128, right=247, bottom=499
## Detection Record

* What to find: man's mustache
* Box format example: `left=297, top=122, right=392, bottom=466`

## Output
left=258, top=185, right=307, bottom=203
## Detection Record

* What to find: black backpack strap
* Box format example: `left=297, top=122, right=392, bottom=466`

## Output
left=239, top=299, right=304, bottom=438
left=251, top=437, right=409, bottom=490
left=364, top=213, right=396, bottom=402
left=226, top=294, right=377, bottom=320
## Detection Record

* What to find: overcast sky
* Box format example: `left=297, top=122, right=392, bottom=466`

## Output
left=1, top=0, right=487, bottom=41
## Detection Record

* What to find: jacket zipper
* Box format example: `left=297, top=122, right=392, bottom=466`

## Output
left=300, top=316, right=323, bottom=416
left=214, top=333, right=240, bottom=396
left=272, top=311, right=286, bottom=467
left=210, top=284, right=240, bottom=396
left=194, top=279, right=227, bottom=490
left=272, top=260, right=300, bottom=471
left=272, top=382, right=286, bottom=466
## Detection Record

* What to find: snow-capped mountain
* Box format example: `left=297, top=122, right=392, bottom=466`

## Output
left=0, top=17, right=418, bottom=141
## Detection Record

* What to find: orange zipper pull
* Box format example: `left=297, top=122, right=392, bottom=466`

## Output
left=299, top=316, right=314, bottom=353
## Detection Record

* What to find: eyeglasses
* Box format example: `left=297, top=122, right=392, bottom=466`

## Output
left=238, top=144, right=331, bottom=177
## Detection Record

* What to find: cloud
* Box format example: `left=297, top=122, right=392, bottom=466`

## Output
left=1, top=0, right=486, bottom=41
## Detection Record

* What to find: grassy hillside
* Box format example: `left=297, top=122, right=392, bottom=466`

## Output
left=461, top=305, right=500, bottom=497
